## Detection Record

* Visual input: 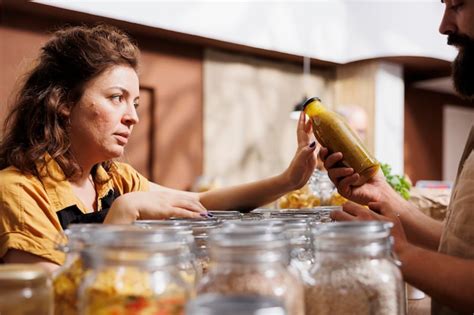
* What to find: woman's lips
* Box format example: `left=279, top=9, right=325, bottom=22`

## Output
left=114, top=133, right=129, bottom=145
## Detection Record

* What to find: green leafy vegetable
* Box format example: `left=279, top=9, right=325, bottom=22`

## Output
left=381, top=163, right=412, bottom=200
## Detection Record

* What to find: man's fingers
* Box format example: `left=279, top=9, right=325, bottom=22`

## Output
left=319, top=147, right=328, bottom=161
left=338, top=173, right=359, bottom=196
left=324, top=152, right=343, bottom=169
left=327, top=167, right=354, bottom=182
left=330, top=209, right=357, bottom=221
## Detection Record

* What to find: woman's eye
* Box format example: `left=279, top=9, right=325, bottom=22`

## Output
left=111, top=94, right=123, bottom=103
left=134, top=103, right=140, bottom=109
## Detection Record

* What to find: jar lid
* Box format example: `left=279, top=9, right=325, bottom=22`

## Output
left=312, top=221, right=394, bottom=253
left=208, top=210, right=243, bottom=219
left=185, top=294, right=286, bottom=315
left=0, top=264, right=48, bottom=285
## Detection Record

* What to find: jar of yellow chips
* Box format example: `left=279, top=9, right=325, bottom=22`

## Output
left=79, top=228, right=193, bottom=315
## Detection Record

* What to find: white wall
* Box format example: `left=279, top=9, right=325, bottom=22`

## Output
left=374, top=62, right=404, bottom=175
left=443, top=106, right=474, bottom=181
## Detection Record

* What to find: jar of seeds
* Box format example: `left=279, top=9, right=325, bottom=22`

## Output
left=305, top=221, right=405, bottom=315
left=196, top=225, right=304, bottom=315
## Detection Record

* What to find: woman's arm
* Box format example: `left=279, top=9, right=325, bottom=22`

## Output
left=3, top=249, right=60, bottom=273
left=199, top=111, right=317, bottom=211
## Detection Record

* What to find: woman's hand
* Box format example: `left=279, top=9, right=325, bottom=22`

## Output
left=320, top=147, right=394, bottom=205
left=331, top=201, right=408, bottom=254
left=282, top=111, right=318, bottom=190
left=105, top=191, right=208, bottom=224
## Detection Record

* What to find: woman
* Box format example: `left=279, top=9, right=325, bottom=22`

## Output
left=0, top=25, right=317, bottom=271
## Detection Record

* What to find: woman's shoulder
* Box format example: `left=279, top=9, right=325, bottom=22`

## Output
left=108, top=161, right=149, bottom=193
left=0, top=166, right=41, bottom=189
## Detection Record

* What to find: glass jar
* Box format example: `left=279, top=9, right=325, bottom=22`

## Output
left=281, top=218, right=313, bottom=280
left=197, top=226, right=304, bottom=315
left=134, top=220, right=200, bottom=285
left=187, top=219, right=221, bottom=275
left=305, top=221, right=405, bottom=315
left=186, top=294, right=287, bottom=315
left=79, top=229, right=193, bottom=315
left=53, top=224, right=104, bottom=315
left=208, top=210, right=243, bottom=220
left=53, top=224, right=142, bottom=315
left=0, top=264, right=53, bottom=315
left=308, top=169, right=336, bottom=206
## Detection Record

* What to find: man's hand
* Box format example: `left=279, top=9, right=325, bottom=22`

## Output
left=331, top=201, right=408, bottom=254
left=320, top=147, right=393, bottom=205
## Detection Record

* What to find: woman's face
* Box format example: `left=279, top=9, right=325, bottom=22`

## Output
left=69, top=65, right=140, bottom=164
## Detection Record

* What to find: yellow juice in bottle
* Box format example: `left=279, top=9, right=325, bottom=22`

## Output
left=303, top=97, right=379, bottom=186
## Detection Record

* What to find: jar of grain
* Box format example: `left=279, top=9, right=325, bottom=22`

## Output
left=78, top=228, right=193, bottom=315
left=0, top=264, right=53, bottom=315
left=196, top=225, right=304, bottom=315
left=305, top=221, right=405, bottom=315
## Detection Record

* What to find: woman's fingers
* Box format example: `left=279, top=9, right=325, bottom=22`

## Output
left=169, top=208, right=202, bottom=219
left=173, top=199, right=207, bottom=214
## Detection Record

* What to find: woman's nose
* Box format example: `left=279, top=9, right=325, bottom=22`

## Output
left=123, top=104, right=139, bottom=126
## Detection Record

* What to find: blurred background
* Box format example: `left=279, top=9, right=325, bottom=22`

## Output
left=1, top=0, right=473, bottom=191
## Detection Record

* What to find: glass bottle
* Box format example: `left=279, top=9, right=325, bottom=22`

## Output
left=196, top=226, right=304, bottom=315
left=79, top=229, right=193, bottom=315
left=0, top=264, right=53, bottom=315
left=305, top=221, right=405, bottom=315
left=303, top=97, right=379, bottom=186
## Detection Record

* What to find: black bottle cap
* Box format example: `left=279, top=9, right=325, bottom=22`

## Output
left=302, top=97, right=321, bottom=110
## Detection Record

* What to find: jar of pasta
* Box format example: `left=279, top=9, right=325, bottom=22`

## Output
left=197, top=225, right=304, bottom=315
left=0, top=264, right=53, bottom=315
left=305, top=221, right=405, bottom=315
left=134, top=220, right=200, bottom=285
left=79, top=229, right=193, bottom=315
left=53, top=224, right=103, bottom=315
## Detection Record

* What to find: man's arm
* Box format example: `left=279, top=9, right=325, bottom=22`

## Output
left=400, top=243, right=474, bottom=313
left=392, top=192, right=444, bottom=250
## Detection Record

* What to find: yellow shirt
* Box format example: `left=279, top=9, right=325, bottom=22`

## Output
left=0, top=156, right=149, bottom=265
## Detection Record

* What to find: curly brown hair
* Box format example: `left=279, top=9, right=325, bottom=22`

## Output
left=0, top=24, right=140, bottom=180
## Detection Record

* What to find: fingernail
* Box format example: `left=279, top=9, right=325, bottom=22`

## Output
left=200, top=213, right=209, bottom=218
left=309, top=141, right=316, bottom=148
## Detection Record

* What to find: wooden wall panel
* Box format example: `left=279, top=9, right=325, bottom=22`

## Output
left=404, top=86, right=472, bottom=183
left=333, top=61, right=378, bottom=152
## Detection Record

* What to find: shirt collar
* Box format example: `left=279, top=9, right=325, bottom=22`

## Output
left=36, top=154, right=114, bottom=213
